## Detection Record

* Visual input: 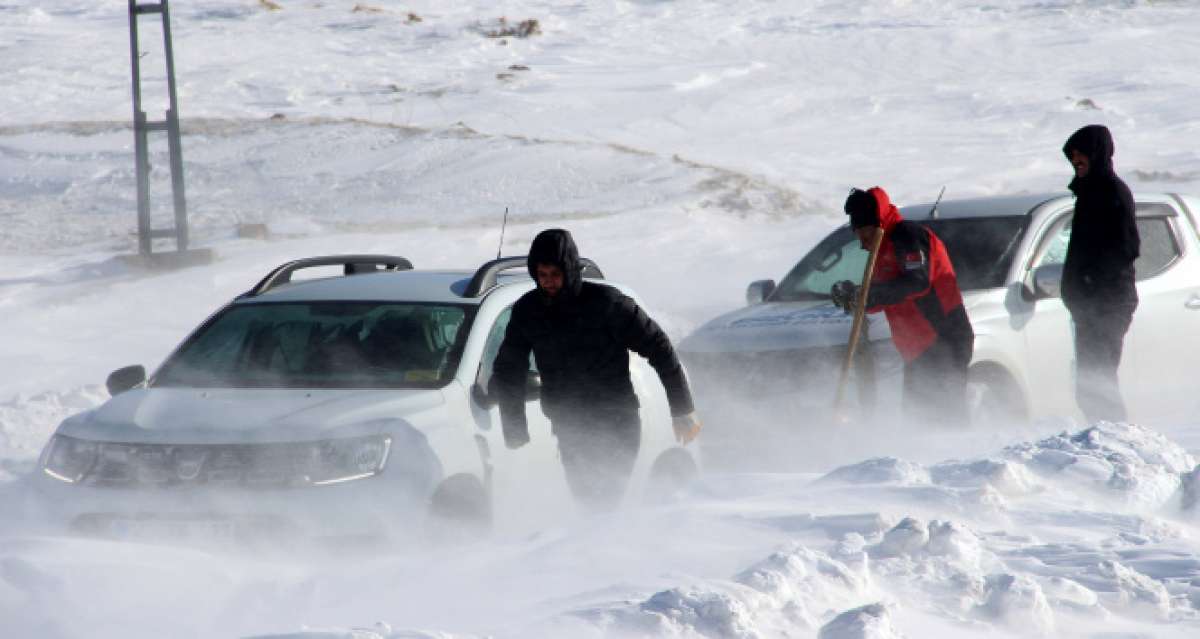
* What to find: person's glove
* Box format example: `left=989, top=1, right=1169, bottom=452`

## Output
left=672, top=413, right=702, bottom=445
left=503, top=422, right=530, bottom=450
left=830, top=280, right=858, bottom=313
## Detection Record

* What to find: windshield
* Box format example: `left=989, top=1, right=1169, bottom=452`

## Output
left=155, top=302, right=474, bottom=389
left=929, top=216, right=1028, bottom=290
left=771, top=216, right=1027, bottom=302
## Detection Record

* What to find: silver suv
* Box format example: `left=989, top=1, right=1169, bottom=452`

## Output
left=35, top=256, right=698, bottom=542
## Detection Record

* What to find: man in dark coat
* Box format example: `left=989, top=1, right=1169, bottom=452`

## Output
left=833, top=187, right=975, bottom=426
left=491, top=228, right=700, bottom=510
left=1060, top=124, right=1139, bottom=422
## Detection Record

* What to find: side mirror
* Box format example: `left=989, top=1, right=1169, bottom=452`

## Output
left=1031, top=264, right=1064, bottom=300
left=525, top=370, right=542, bottom=401
left=746, top=279, right=777, bottom=305
left=473, top=372, right=541, bottom=406
left=471, top=382, right=495, bottom=409
left=106, top=365, right=146, bottom=396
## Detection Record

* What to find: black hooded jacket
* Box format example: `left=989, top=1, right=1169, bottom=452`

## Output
left=491, top=229, right=694, bottom=439
left=1060, top=125, right=1140, bottom=313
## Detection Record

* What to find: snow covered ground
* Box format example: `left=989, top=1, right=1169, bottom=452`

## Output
left=3, top=1, right=1200, bottom=637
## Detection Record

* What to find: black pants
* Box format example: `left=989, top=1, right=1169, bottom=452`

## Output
left=902, top=337, right=972, bottom=427
left=1071, top=307, right=1134, bottom=423
left=553, top=408, right=641, bottom=511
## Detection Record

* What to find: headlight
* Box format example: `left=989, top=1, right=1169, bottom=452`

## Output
left=308, top=435, right=392, bottom=486
left=41, top=435, right=99, bottom=483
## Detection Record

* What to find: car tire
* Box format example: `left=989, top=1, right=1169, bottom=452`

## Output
left=967, top=365, right=1028, bottom=428
left=645, top=448, right=699, bottom=504
left=427, top=474, right=492, bottom=540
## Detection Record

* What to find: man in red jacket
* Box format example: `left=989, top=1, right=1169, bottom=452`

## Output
left=832, top=187, right=975, bottom=426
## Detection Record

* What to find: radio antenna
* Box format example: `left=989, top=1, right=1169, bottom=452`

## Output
left=496, top=207, right=510, bottom=259
left=928, top=186, right=946, bottom=219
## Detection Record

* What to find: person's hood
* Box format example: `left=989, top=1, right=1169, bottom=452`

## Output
left=527, top=228, right=583, bottom=299
left=870, top=186, right=904, bottom=234
left=1063, top=124, right=1116, bottom=188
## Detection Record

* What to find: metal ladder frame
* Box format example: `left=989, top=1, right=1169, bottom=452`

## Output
left=129, top=0, right=189, bottom=255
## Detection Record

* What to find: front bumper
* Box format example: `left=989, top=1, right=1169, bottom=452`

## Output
left=31, top=465, right=432, bottom=544
left=680, top=342, right=906, bottom=421
left=682, top=346, right=850, bottom=398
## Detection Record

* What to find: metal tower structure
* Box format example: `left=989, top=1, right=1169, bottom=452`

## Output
left=128, top=0, right=189, bottom=255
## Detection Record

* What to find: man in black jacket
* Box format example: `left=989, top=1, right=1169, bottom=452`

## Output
left=1061, top=124, right=1140, bottom=422
left=491, top=229, right=700, bottom=509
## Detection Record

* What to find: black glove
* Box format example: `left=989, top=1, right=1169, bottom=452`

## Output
left=830, top=280, right=858, bottom=313
left=503, top=422, right=530, bottom=449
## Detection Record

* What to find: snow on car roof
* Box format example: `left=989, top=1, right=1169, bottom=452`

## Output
left=235, top=269, right=532, bottom=305
left=899, top=192, right=1068, bottom=220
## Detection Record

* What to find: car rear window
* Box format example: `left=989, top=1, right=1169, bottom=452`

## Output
left=155, top=302, right=474, bottom=389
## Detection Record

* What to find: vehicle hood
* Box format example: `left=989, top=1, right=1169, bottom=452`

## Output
left=679, top=300, right=889, bottom=355
left=58, top=387, right=447, bottom=444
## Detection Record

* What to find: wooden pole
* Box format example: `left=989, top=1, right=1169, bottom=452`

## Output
left=833, top=227, right=885, bottom=416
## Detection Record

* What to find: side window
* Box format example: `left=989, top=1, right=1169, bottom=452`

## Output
left=1031, top=215, right=1072, bottom=270
left=1029, top=208, right=1182, bottom=280
left=476, top=308, right=512, bottom=390
left=475, top=308, right=538, bottom=389
left=1134, top=217, right=1181, bottom=279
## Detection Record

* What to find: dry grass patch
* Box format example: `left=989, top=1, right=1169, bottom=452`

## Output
left=476, top=17, right=541, bottom=39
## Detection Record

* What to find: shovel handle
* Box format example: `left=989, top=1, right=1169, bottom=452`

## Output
left=833, top=228, right=885, bottom=415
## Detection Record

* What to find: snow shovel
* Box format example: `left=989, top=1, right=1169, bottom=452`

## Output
left=833, top=227, right=884, bottom=420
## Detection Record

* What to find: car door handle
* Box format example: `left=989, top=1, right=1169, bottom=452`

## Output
left=1187, top=295, right=1200, bottom=310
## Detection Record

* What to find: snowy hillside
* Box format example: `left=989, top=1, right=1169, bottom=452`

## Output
left=3, top=1, right=1200, bottom=637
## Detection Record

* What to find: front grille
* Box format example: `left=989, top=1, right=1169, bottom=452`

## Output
left=85, top=442, right=317, bottom=489
left=71, top=512, right=296, bottom=543
left=683, top=342, right=904, bottom=400
left=683, top=347, right=846, bottom=397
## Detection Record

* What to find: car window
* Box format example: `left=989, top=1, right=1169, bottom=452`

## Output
left=1178, top=200, right=1200, bottom=245
left=155, top=302, right=474, bottom=389
left=1028, top=207, right=1181, bottom=280
left=927, top=217, right=1028, bottom=290
left=1030, top=215, right=1072, bottom=270
left=476, top=307, right=536, bottom=390
left=1135, top=216, right=1181, bottom=279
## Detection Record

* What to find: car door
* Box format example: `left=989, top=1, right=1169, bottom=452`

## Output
left=473, top=306, right=572, bottom=519
left=1016, top=210, right=1088, bottom=418
left=1124, top=205, right=1199, bottom=420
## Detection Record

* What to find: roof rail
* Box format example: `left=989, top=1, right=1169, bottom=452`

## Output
left=243, top=254, right=414, bottom=297
left=461, top=255, right=604, bottom=298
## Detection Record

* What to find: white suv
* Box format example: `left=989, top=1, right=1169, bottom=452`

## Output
left=680, top=192, right=1200, bottom=428
left=34, top=255, right=698, bottom=542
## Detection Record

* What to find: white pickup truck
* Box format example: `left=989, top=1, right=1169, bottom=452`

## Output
left=680, top=192, right=1200, bottom=429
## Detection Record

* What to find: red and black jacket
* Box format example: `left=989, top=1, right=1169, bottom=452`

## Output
left=862, top=188, right=974, bottom=364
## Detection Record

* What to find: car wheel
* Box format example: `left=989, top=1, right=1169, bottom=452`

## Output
left=645, top=448, right=699, bottom=504
left=967, top=365, right=1028, bottom=428
left=427, top=474, right=492, bottom=540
